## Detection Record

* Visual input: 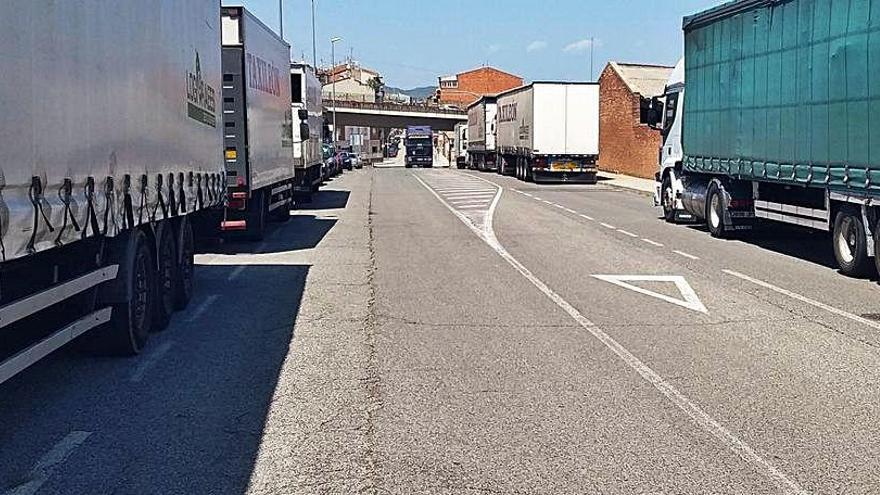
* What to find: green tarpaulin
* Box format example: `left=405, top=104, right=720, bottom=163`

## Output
left=683, top=0, right=880, bottom=194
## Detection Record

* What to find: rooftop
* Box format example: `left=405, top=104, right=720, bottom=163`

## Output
left=608, top=62, right=674, bottom=98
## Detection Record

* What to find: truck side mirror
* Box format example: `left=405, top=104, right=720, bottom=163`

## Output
left=300, top=123, right=310, bottom=139
left=646, top=96, right=665, bottom=130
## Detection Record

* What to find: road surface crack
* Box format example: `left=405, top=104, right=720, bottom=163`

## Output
left=360, top=170, right=384, bottom=494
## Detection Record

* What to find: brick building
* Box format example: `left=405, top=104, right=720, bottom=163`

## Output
left=437, top=66, right=522, bottom=107
left=598, top=62, right=673, bottom=179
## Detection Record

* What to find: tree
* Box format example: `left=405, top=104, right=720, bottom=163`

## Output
left=367, top=75, right=384, bottom=102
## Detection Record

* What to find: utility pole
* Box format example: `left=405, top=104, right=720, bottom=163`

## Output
left=590, top=36, right=594, bottom=81
left=331, top=37, right=343, bottom=145
left=311, top=0, right=317, bottom=68
left=278, top=0, right=284, bottom=39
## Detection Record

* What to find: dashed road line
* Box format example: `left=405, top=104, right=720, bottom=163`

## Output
left=642, top=238, right=664, bottom=247
left=617, top=229, right=639, bottom=238
left=227, top=265, right=247, bottom=282
left=129, top=341, right=175, bottom=383
left=186, top=294, right=219, bottom=322
left=673, top=250, right=700, bottom=260
left=5, top=431, right=93, bottom=495
left=579, top=214, right=595, bottom=221
left=600, top=222, right=617, bottom=229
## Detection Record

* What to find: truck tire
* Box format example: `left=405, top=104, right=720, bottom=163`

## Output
left=153, top=223, right=177, bottom=332
left=706, top=184, right=727, bottom=238
left=833, top=210, right=872, bottom=277
left=93, top=231, right=154, bottom=355
left=661, top=175, right=676, bottom=222
left=174, top=218, right=195, bottom=310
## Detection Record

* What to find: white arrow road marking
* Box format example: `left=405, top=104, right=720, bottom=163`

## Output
left=593, top=275, right=709, bottom=314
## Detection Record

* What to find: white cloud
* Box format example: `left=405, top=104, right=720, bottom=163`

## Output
left=526, top=40, right=547, bottom=53
left=487, top=44, right=503, bottom=55
left=563, top=38, right=602, bottom=53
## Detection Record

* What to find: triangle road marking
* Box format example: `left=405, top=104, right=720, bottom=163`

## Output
left=593, top=275, right=708, bottom=314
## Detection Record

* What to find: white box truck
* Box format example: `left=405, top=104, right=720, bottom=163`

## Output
left=0, top=0, right=226, bottom=384
left=291, top=62, right=324, bottom=202
left=496, top=82, right=600, bottom=183
left=220, top=6, right=294, bottom=239
left=466, top=96, right=498, bottom=172
left=454, top=123, right=469, bottom=169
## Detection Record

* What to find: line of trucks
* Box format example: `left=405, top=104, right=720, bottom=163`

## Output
left=457, top=82, right=601, bottom=184
left=650, top=0, right=880, bottom=280
left=0, top=2, right=327, bottom=386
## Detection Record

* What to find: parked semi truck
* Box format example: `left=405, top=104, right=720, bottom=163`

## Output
left=405, top=126, right=434, bottom=168
left=291, top=62, right=324, bottom=203
left=0, top=0, right=225, bottom=385
left=220, top=6, right=294, bottom=239
left=654, top=0, right=880, bottom=277
left=496, top=82, right=600, bottom=183
left=454, top=123, right=469, bottom=169
left=466, top=96, right=499, bottom=172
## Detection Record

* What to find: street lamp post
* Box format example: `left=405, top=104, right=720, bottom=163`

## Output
left=278, top=0, right=284, bottom=38
left=331, top=36, right=343, bottom=145
left=311, top=0, right=317, bottom=68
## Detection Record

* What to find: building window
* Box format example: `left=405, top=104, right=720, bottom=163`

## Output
left=291, top=73, right=303, bottom=104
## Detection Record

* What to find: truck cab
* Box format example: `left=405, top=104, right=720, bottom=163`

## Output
left=653, top=59, right=691, bottom=222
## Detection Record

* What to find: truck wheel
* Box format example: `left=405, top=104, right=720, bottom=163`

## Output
left=93, top=231, right=153, bottom=355
left=525, top=163, right=534, bottom=183
left=661, top=175, right=676, bottom=223
left=153, top=224, right=177, bottom=332
left=706, top=184, right=727, bottom=238
left=174, top=218, right=195, bottom=310
left=833, top=210, right=871, bottom=277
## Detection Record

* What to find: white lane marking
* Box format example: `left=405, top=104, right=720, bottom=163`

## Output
left=554, top=204, right=567, bottom=210
left=413, top=173, right=806, bottom=495
left=448, top=197, right=495, bottom=203
left=227, top=265, right=247, bottom=281
left=5, top=431, right=93, bottom=495
left=186, top=294, right=220, bottom=323
left=533, top=196, right=542, bottom=201
left=444, top=192, right=496, bottom=198
left=523, top=193, right=534, bottom=198
left=564, top=207, right=578, bottom=214
left=617, top=229, right=639, bottom=238
left=600, top=222, right=617, bottom=229
left=673, top=250, right=700, bottom=261
left=580, top=214, right=595, bottom=221
left=542, top=200, right=553, bottom=205
left=129, top=341, right=175, bottom=383
left=724, top=269, right=880, bottom=332
left=457, top=205, right=490, bottom=210
left=593, top=275, right=708, bottom=314
left=642, top=239, right=664, bottom=247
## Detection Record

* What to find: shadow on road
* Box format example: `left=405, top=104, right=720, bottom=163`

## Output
left=294, top=190, right=350, bottom=211
left=0, top=261, right=310, bottom=494
left=198, top=214, right=337, bottom=255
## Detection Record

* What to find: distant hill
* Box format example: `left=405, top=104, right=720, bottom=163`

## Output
left=385, top=85, right=437, bottom=100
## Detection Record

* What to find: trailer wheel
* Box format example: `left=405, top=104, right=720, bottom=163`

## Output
left=94, top=231, right=153, bottom=355
left=706, top=184, right=726, bottom=238
left=833, top=210, right=871, bottom=277
left=153, top=223, right=177, bottom=332
left=661, top=175, right=676, bottom=222
left=174, top=218, right=195, bottom=310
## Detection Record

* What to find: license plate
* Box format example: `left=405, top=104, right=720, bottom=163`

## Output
left=551, top=161, right=578, bottom=171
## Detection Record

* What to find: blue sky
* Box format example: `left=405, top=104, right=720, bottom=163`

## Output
left=224, top=0, right=722, bottom=88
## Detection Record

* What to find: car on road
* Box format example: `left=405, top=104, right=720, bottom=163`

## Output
left=322, top=143, right=340, bottom=179
left=337, top=151, right=353, bottom=171
left=349, top=152, right=363, bottom=169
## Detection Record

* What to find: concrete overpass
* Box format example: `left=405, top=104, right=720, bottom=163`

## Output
left=324, top=100, right=467, bottom=131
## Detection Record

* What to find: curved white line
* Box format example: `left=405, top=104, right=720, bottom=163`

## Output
left=413, top=171, right=806, bottom=495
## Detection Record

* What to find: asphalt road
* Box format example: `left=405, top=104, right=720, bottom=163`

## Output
left=3, top=163, right=880, bottom=494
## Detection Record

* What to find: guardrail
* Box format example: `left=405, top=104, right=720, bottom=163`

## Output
left=324, top=99, right=466, bottom=115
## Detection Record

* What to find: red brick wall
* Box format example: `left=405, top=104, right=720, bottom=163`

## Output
left=439, top=67, right=522, bottom=106
left=598, top=65, right=662, bottom=179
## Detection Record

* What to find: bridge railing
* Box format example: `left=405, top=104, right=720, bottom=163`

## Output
left=324, top=98, right=466, bottom=115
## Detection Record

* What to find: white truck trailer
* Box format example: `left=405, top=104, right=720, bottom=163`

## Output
left=0, top=0, right=226, bottom=384
left=466, top=96, right=499, bottom=172
left=454, top=123, right=469, bottom=169
left=496, top=82, right=600, bottom=183
left=291, top=62, right=324, bottom=202
left=220, top=6, right=294, bottom=239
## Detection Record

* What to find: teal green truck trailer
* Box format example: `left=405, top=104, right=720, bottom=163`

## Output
left=653, top=0, right=880, bottom=277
